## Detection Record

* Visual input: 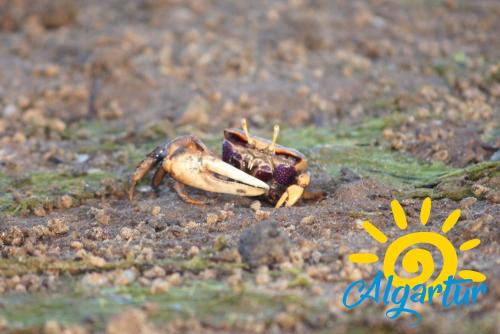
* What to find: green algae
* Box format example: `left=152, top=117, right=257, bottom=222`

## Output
left=0, top=257, right=134, bottom=278
left=0, top=255, right=245, bottom=279
left=0, top=169, right=120, bottom=215
left=431, top=161, right=499, bottom=199
left=0, top=280, right=321, bottom=332
left=65, top=120, right=127, bottom=140
left=276, top=117, right=455, bottom=189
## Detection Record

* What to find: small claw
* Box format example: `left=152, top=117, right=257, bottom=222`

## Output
left=275, top=185, right=304, bottom=208
left=167, top=152, right=269, bottom=196
left=129, top=155, right=157, bottom=201
left=129, top=146, right=165, bottom=201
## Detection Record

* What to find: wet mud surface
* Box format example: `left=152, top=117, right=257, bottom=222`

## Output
left=0, top=0, right=499, bottom=333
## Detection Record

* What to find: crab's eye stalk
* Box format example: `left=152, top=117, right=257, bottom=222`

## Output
left=268, top=124, right=280, bottom=153
left=154, top=149, right=166, bottom=161
left=241, top=118, right=255, bottom=146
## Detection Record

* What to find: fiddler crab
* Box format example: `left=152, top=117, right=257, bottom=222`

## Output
left=129, top=119, right=323, bottom=208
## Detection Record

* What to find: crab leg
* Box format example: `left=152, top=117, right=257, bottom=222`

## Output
left=173, top=181, right=205, bottom=205
left=151, top=166, right=167, bottom=191
left=275, top=171, right=310, bottom=208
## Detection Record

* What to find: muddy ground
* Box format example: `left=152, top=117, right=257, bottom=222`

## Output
left=0, top=0, right=499, bottom=333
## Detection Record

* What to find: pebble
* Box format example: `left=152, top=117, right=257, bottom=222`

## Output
left=95, top=210, right=110, bottom=225
left=33, top=206, right=47, bottom=217
left=138, top=247, right=154, bottom=262
left=86, top=226, right=105, bottom=241
left=206, top=213, right=219, bottom=225
left=468, top=214, right=493, bottom=233
left=214, top=235, right=228, bottom=251
left=31, top=225, right=50, bottom=239
left=87, top=255, right=106, bottom=267
left=150, top=279, right=171, bottom=294
left=256, top=266, right=271, bottom=285
left=227, top=270, right=243, bottom=293
left=120, top=227, right=135, bottom=240
left=3, top=226, right=24, bottom=246
left=106, top=308, right=154, bottom=334
left=297, top=85, right=310, bottom=97
left=48, top=218, right=69, bottom=235
left=217, top=209, right=233, bottom=221
left=100, top=100, right=124, bottom=120
left=151, top=206, right=161, bottom=216
left=183, top=220, right=198, bottom=229
left=114, top=269, right=137, bottom=286
left=460, top=197, right=477, bottom=209
left=188, top=245, right=200, bottom=256
left=222, top=100, right=235, bottom=114
left=208, top=91, right=222, bottom=103
left=58, top=195, right=73, bottom=209
left=254, top=209, right=271, bottom=221
left=76, top=154, right=89, bottom=163
left=289, top=249, right=304, bottom=267
left=2, top=104, right=17, bottom=118
left=12, top=131, right=27, bottom=143
left=143, top=266, right=166, bottom=279
left=306, top=265, right=331, bottom=280
left=167, top=273, right=182, bottom=286
left=300, top=215, right=316, bottom=225
left=485, top=191, right=499, bottom=204
left=178, top=95, right=209, bottom=126
left=471, top=184, right=489, bottom=196
left=70, top=241, right=83, bottom=250
left=341, top=263, right=363, bottom=281
left=275, top=312, right=297, bottom=331
left=200, top=269, right=217, bottom=280
left=81, top=273, right=108, bottom=287
left=47, top=118, right=66, bottom=133
left=22, top=108, right=46, bottom=126
left=238, top=93, right=251, bottom=108
left=44, top=319, right=62, bottom=334
left=250, top=200, right=261, bottom=212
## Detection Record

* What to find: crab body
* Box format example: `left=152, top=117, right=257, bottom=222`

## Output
left=222, top=128, right=309, bottom=205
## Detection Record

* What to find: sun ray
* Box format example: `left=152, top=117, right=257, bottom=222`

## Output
left=459, top=239, right=481, bottom=252
left=391, top=200, right=408, bottom=230
left=362, top=221, right=388, bottom=244
left=458, top=270, right=486, bottom=282
left=441, top=209, right=461, bottom=233
left=420, top=197, right=431, bottom=225
left=349, top=253, right=379, bottom=264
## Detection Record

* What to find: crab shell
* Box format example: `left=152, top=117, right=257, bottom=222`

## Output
left=222, top=128, right=308, bottom=204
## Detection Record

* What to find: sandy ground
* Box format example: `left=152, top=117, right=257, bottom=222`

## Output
left=0, top=0, right=499, bottom=333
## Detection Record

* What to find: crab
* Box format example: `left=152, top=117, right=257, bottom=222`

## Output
left=129, top=119, right=323, bottom=207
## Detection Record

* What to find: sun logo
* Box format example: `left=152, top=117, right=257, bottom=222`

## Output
left=348, top=197, right=486, bottom=290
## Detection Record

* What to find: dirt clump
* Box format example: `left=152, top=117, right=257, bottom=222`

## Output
left=238, top=220, right=291, bottom=268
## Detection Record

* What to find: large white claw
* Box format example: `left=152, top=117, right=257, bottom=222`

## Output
left=168, top=153, right=269, bottom=196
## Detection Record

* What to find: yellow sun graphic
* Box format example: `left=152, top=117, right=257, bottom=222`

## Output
left=348, top=197, right=486, bottom=289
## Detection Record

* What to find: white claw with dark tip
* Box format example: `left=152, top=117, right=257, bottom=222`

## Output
left=166, top=152, right=269, bottom=197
